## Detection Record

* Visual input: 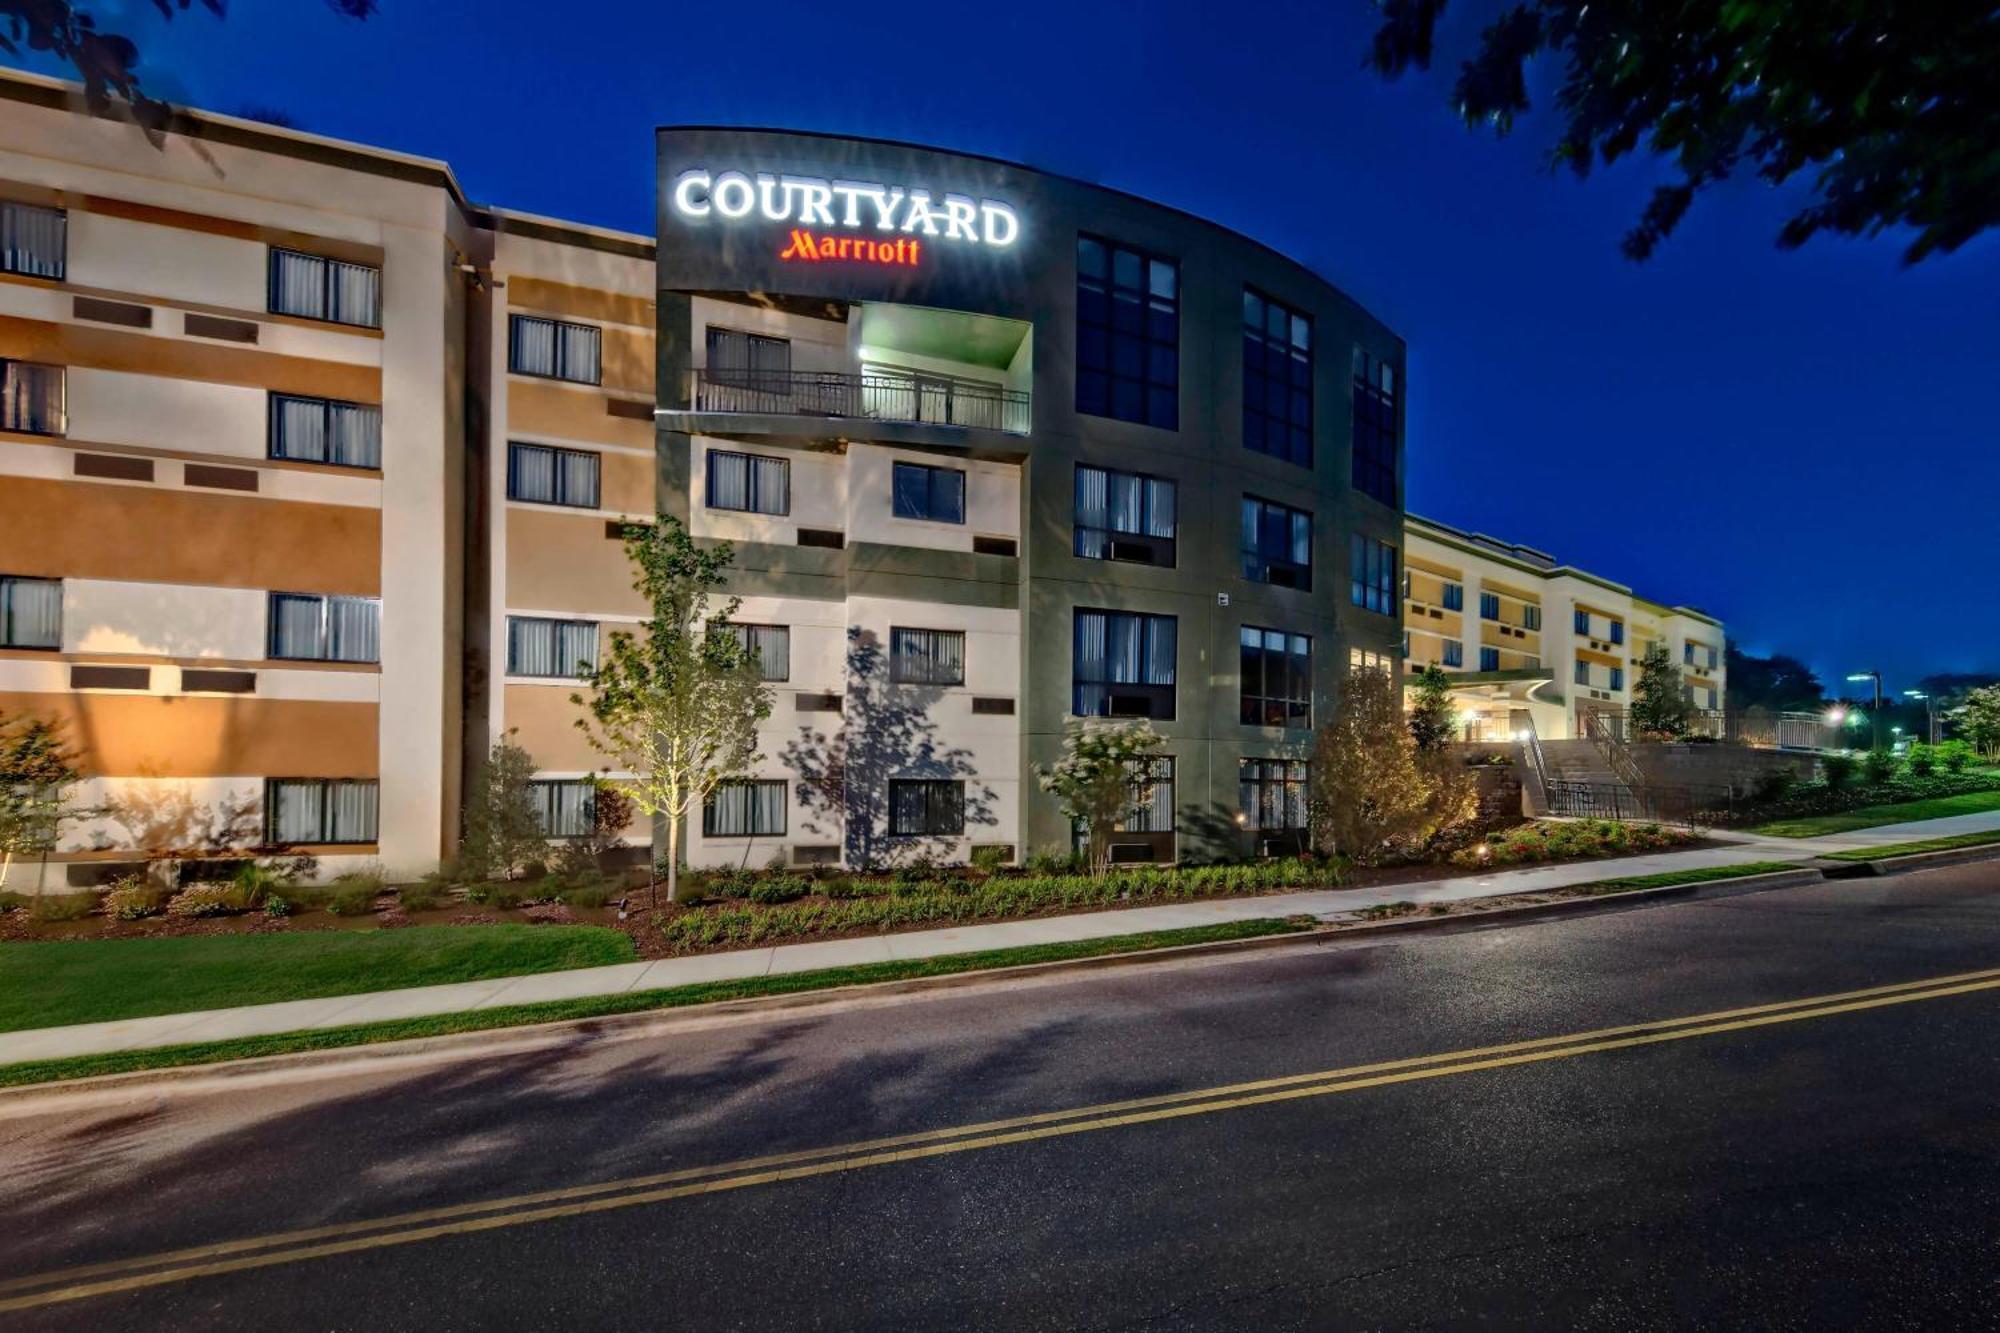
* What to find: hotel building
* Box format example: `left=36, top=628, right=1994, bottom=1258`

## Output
left=0, top=76, right=1409, bottom=884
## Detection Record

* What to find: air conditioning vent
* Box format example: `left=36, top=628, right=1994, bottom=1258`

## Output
left=970, top=696, right=1015, bottom=715
left=790, top=845, right=840, bottom=867
left=797, top=528, right=845, bottom=549
left=1109, top=842, right=1156, bottom=864
left=972, top=535, right=1017, bottom=557
left=74, top=453, right=153, bottom=483
left=1108, top=538, right=1157, bottom=564
left=795, top=692, right=843, bottom=713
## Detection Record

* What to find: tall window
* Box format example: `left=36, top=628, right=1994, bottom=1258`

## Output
left=1443, top=639, right=1463, bottom=668
left=530, top=780, right=596, bottom=838
left=1240, top=627, right=1312, bottom=728
left=265, top=779, right=377, bottom=845
left=1243, top=288, right=1312, bottom=465
left=1074, top=464, right=1176, bottom=566
left=507, top=616, right=598, bottom=679
left=269, top=249, right=381, bottom=328
left=0, top=576, right=61, bottom=649
left=1574, top=609, right=1592, bottom=635
left=1479, top=592, right=1500, bottom=621
left=507, top=442, right=600, bottom=508
left=1350, top=646, right=1394, bottom=674
left=1120, top=757, right=1176, bottom=833
left=1074, top=610, right=1176, bottom=720
left=1442, top=582, right=1464, bottom=611
left=890, top=628, right=965, bottom=686
left=1240, top=759, right=1308, bottom=832
left=1611, top=666, right=1625, bottom=691
left=888, top=779, right=964, bottom=837
left=1241, top=496, right=1312, bottom=590
left=1609, top=621, right=1624, bottom=645
left=704, top=780, right=787, bottom=837
left=891, top=461, right=965, bottom=524
left=1351, top=347, right=1398, bottom=505
left=1076, top=234, right=1178, bottom=428
left=1575, top=661, right=1592, bottom=687
left=1, top=360, right=64, bottom=435
left=1523, top=605, right=1542, bottom=631
left=269, top=394, right=381, bottom=469
left=268, top=593, right=380, bottom=663
left=1684, top=642, right=1696, bottom=666
left=1, top=201, right=65, bottom=280
left=705, top=449, right=789, bottom=515
left=706, top=327, right=791, bottom=385
left=509, top=315, right=601, bottom=384
left=725, top=623, right=789, bottom=682
left=1349, top=534, right=1397, bottom=616
left=1480, top=647, right=1500, bottom=671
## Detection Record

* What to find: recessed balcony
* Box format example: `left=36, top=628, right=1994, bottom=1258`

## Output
left=686, top=367, right=1030, bottom=435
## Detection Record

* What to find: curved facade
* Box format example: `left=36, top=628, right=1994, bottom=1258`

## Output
left=655, top=129, right=1407, bottom=867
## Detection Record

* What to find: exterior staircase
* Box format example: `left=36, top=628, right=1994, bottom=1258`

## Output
left=1539, top=739, right=1629, bottom=789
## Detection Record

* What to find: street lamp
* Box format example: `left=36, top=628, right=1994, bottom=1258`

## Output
left=1904, top=689, right=1937, bottom=745
left=1846, top=672, right=1884, bottom=750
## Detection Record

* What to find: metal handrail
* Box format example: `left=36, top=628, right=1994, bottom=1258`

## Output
left=688, top=367, right=1031, bottom=435
left=1582, top=707, right=1649, bottom=794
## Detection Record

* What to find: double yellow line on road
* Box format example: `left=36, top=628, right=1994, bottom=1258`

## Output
left=9, top=962, right=2000, bottom=1313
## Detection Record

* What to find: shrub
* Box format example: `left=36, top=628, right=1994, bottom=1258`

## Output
left=748, top=874, right=809, bottom=905
left=1756, top=768, right=1799, bottom=801
left=819, top=875, right=868, bottom=900
left=263, top=895, right=292, bottom=918
left=1023, top=851, right=1083, bottom=875
left=1939, top=740, right=1974, bottom=774
left=969, top=844, right=1013, bottom=873
left=1822, top=753, right=1858, bottom=790
left=559, top=879, right=616, bottom=909
left=166, top=885, right=235, bottom=918
left=1861, top=748, right=1899, bottom=784
left=29, top=890, right=99, bottom=923
left=1450, top=819, right=1691, bottom=868
left=325, top=873, right=383, bottom=916
left=105, top=876, right=166, bottom=921
left=1905, top=743, right=1937, bottom=777
left=224, top=861, right=292, bottom=911
left=396, top=877, right=450, bottom=912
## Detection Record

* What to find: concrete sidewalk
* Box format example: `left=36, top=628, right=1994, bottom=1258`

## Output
left=7, top=812, right=1997, bottom=1068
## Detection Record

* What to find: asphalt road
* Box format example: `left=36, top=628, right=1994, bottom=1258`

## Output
left=5, top=861, right=2000, bottom=1330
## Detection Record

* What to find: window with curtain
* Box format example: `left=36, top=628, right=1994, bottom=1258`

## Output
left=1240, top=627, right=1312, bottom=727
left=1073, top=609, right=1177, bottom=720
left=509, top=315, right=602, bottom=384
left=268, top=593, right=380, bottom=663
left=704, top=780, right=788, bottom=837
left=1684, top=642, right=1697, bottom=665
left=1350, top=646, right=1394, bottom=675
left=1575, top=609, right=1592, bottom=635
left=1076, top=234, right=1178, bottom=429
left=1, top=360, right=65, bottom=435
left=1, top=201, right=65, bottom=279
left=1348, top=534, right=1398, bottom=616
left=888, top=779, right=964, bottom=837
left=507, top=616, right=599, bottom=678
left=269, top=393, right=381, bottom=469
left=1243, top=288, right=1312, bottom=465
left=1073, top=464, right=1175, bottom=565
left=890, top=461, right=966, bottom=524
left=529, top=780, right=596, bottom=838
left=890, top=628, right=965, bottom=685
left=1239, top=759, right=1308, bottom=832
left=0, top=576, right=61, bottom=649
left=724, top=622, right=789, bottom=682
left=1524, top=605, right=1543, bottom=631
left=1479, top=592, right=1499, bottom=621
left=705, top=449, right=790, bottom=515
left=705, top=327, right=792, bottom=388
left=1351, top=346, right=1398, bottom=505
left=1240, top=496, right=1312, bottom=590
left=268, top=249, right=381, bottom=328
left=1443, top=639, right=1463, bottom=668
left=264, top=779, right=378, bottom=845
left=506, top=442, right=601, bottom=508
left=1609, top=621, right=1624, bottom=645
left=1442, top=582, right=1464, bottom=611
left=1611, top=666, right=1625, bottom=692
left=1576, top=661, right=1592, bottom=687
left=1120, top=757, right=1176, bottom=832
left=1480, top=647, right=1500, bottom=671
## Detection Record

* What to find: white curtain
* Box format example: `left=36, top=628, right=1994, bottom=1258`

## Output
left=708, top=451, right=787, bottom=514
left=509, top=618, right=597, bottom=678
left=329, top=402, right=382, bottom=468
left=272, top=395, right=328, bottom=463
left=327, top=597, right=381, bottom=664
left=707, top=450, right=749, bottom=510
left=1142, top=615, right=1175, bottom=685
left=510, top=444, right=557, bottom=502
left=330, top=260, right=381, bottom=328
left=510, top=316, right=558, bottom=377
left=2, top=362, right=63, bottom=435
left=707, top=781, right=786, bottom=836
left=271, top=250, right=326, bottom=320
left=535, top=781, right=594, bottom=837
left=269, top=595, right=325, bottom=659
left=1073, top=610, right=1108, bottom=713
left=269, top=780, right=323, bottom=843
left=557, top=323, right=601, bottom=384
left=557, top=448, right=599, bottom=506
left=892, top=628, right=964, bottom=685
left=2, top=577, right=61, bottom=649
left=730, top=624, right=789, bottom=681
left=2, top=202, right=65, bottom=279
left=328, top=781, right=379, bottom=842
left=1124, top=758, right=1174, bottom=832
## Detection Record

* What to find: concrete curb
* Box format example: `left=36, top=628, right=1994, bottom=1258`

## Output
left=0, top=864, right=1828, bottom=1102
left=1817, top=841, right=2000, bottom=879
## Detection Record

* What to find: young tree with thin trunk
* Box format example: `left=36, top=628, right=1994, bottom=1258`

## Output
left=458, top=734, right=546, bottom=883
left=1035, top=718, right=1165, bottom=875
left=0, top=710, right=82, bottom=889
left=1630, top=643, right=1694, bottom=740
left=573, top=516, right=771, bottom=904
left=1407, top=664, right=1459, bottom=752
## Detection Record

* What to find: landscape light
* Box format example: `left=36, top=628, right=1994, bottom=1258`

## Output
left=1827, top=707, right=1847, bottom=724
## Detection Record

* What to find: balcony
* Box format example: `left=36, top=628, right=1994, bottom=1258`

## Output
left=676, top=366, right=1030, bottom=443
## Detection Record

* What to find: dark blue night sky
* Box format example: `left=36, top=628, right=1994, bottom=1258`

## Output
left=24, top=0, right=1998, bottom=689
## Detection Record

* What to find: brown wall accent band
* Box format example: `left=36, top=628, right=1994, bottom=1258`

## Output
left=797, top=528, right=845, bottom=549
left=0, top=691, right=378, bottom=778
left=70, top=664, right=151, bottom=690
left=0, top=315, right=380, bottom=403
left=508, top=380, right=652, bottom=449
left=0, top=476, right=380, bottom=595
left=184, top=463, right=260, bottom=492
left=506, top=508, right=646, bottom=616
left=971, top=536, right=1018, bottom=557
left=508, top=278, right=655, bottom=329
left=970, top=696, right=1016, bottom=715
left=79, top=194, right=386, bottom=268
left=72, top=296, right=152, bottom=329
left=183, top=312, right=260, bottom=344
left=181, top=668, right=258, bottom=694
left=605, top=397, right=653, bottom=421
left=74, top=453, right=155, bottom=482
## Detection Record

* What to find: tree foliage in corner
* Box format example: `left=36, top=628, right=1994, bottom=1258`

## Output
left=0, top=708, right=83, bottom=889
left=1629, top=641, right=1693, bottom=739
left=1035, top=718, right=1166, bottom=875
left=1366, top=1, right=2000, bottom=263
left=458, top=733, right=546, bottom=884
left=1310, top=668, right=1477, bottom=865
left=1407, top=664, right=1459, bottom=751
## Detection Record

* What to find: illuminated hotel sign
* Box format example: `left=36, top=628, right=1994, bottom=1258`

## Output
left=671, top=169, right=1019, bottom=267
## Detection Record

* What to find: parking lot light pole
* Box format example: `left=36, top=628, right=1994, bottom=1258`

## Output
left=1904, top=689, right=1937, bottom=744
left=1847, top=672, right=1884, bottom=750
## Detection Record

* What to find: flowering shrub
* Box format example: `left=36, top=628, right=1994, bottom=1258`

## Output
left=1451, top=819, right=1692, bottom=868
left=105, top=876, right=165, bottom=921
left=166, top=885, right=235, bottom=918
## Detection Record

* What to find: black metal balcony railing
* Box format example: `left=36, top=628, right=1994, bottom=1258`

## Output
left=689, top=368, right=1031, bottom=435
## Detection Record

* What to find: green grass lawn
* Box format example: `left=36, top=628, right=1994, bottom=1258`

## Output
left=1576, top=861, right=1803, bottom=894
left=0, top=925, right=636, bottom=1033
left=1821, top=830, right=2000, bottom=863
left=1751, top=789, right=2000, bottom=838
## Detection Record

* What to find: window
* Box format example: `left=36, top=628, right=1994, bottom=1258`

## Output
left=1074, top=464, right=1176, bottom=566
left=1480, top=646, right=1500, bottom=671
left=1707, top=646, right=1719, bottom=671
left=1610, top=666, right=1625, bottom=692
left=1240, top=759, right=1308, bottom=832
left=1575, top=661, right=1591, bottom=687
left=1, top=201, right=65, bottom=280
left=1351, top=347, right=1398, bottom=505
left=1242, top=627, right=1312, bottom=727
left=704, top=780, right=788, bottom=837
left=1242, top=288, right=1311, bottom=465
left=1349, top=646, right=1394, bottom=675
left=1119, top=757, right=1176, bottom=833
left=268, top=593, right=380, bottom=663
left=1076, top=234, right=1177, bottom=428
left=0, top=576, right=61, bottom=649
left=507, top=442, right=600, bottom=508
left=1574, top=609, right=1591, bottom=635
left=705, top=449, right=789, bottom=515
left=891, top=461, right=965, bottom=524
left=269, top=394, right=380, bottom=469
left=508, top=616, right=598, bottom=679
left=1609, top=621, right=1625, bottom=646
left=1, top=359, right=64, bottom=435
left=1442, top=582, right=1464, bottom=612
left=268, top=248, right=381, bottom=328
left=1348, top=534, right=1397, bottom=616
left=1707, top=687, right=1718, bottom=710
left=530, top=780, right=596, bottom=838
left=1241, top=497, right=1312, bottom=590
left=1522, top=605, right=1542, bottom=631
left=265, top=779, right=377, bottom=845
left=706, top=326, right=792, bottom=387
left=725, top=623, right=789, bottom=682
left=509, top=314, right=601, bottom=384
left=1684, top=642, right=1696, bottom=666
left=1073, top=609, right=1176, bottom=720
left=1479, top=592, right=1500, bottom=621
left=888, top=779, right=964, bottom=837
left=890, top=628, right=965, bottom=686
left=1443, top=639, right=1463, bottom=668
